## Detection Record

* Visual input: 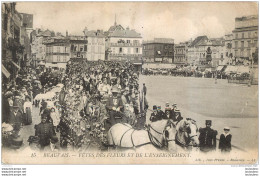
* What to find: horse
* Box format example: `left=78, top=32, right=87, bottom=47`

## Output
left=107, top=119, right=176, bottom=152
left=174, top=118, right=199, bottom=151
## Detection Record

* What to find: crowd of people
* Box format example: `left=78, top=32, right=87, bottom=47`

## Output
left=2, top=60, right=232, bottom=153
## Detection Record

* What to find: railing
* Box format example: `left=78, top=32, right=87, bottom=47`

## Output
left=109, top=43, right=142, bottom=47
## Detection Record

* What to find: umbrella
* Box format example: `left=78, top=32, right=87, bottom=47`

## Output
left=50, top=87, right=62, bottom=93
left=56, top=84, right=64, bottom=88
left=34, top=93, right=45, bottom=100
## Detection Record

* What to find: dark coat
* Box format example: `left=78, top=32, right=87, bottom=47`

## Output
left=199, top=127, right=218, bottom=152
left=219, top=133, right=232, bottom=152
left=9, top=110, right=23, bottom=125
left=35, top=122, right=54, bottom=147
left=106, top=96, right=124, bottom=111
left=158, top=110, right=167, bottom=119
left=150, top=112, right=161, bottom=122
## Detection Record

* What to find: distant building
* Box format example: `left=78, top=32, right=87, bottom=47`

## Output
left=232, top=15, right=258, bottom=64
left=143, top=38, right=174, bottom=63
left=174, top=42, right=189, bottom=65
left=43, top=37, right=70, bottom=70
left=68, top=35, right=88, bottom=60
left=20, top=13, right=33, bottom=68
left=105, top=21, right=142, bottom=62
left=188, top=36, right=225, bottom=68
left=2, top=2, right=23, bottom=80
left=31, top=29, right=55, bottom=66
left=222, top=34, right=233, bottom=65
left=83, top=28, right=105, bottom=61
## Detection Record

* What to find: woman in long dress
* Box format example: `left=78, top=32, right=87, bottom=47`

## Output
left=23, top=96, right=33, bottom=125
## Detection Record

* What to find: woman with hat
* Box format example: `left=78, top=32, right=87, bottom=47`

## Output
left=219, top=127, right=232, bottom=153
left=23, top=96, right=33, bottom=125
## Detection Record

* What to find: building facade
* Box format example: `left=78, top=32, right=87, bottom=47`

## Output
left=174, top=42, right=188, bottom=65
left=232, top=15, right=258, bottom=64
left=69, top=35, right=88, bottom=60
left=142, top=38, right=174, bottom=63
left=44, top=37, right=70, bottom=70
left=83, top=28, right=105, bottom=61
left=31, top=29, right=55, bottom=66
left=188, top=36, right=225, bottom=68
left=2, top=2, right=24, bottom=80
left=105, top=22, right=142, bottom=62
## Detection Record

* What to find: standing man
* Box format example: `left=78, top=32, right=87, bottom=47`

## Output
left=8, top=102, right=23, bottom=137
left=35, top=115, right=55, bottom=149
left=150, top=105, right=159, bottom=122
left=199, top=120, right=218, bottom=153
left=143, top=83, right=147, bottom=96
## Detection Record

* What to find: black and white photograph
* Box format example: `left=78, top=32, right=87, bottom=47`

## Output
left=1, top=1, right=258, bottom=165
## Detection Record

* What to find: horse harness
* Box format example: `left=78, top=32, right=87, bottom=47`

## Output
left=175, top=120, right=198, bottom=148
left=109, top=123, right=152, bottom=149
left=147, top=120, right=175, bottom=149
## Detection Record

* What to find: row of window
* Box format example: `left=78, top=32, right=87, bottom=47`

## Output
left=117, top=39, right=140, bottom=44
left=234, top=40, right=258, bottom=49
left=112, top=47, right=140, bottom=54
left=235, top=31, right=258, bottom=39
left=234, top=49, right=252, bottom=57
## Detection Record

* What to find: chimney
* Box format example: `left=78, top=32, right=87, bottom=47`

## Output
left=66, top=30, right=68, bottom=37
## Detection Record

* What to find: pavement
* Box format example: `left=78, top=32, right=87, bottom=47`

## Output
left=139, top=75, right=258, bottom=152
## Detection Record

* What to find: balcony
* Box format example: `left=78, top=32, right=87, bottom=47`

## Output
left=109, top=43, right=142, bottom=47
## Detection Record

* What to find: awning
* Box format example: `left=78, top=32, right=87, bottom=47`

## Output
left=2, top=64, right=10, bottom=78
left=237, top=66, right=250, bottom=74
left=225, top=66, right=238, bottom=73
left=217, top=66, right=224, bottom=71
left=11, top=61, right=20, bottom=70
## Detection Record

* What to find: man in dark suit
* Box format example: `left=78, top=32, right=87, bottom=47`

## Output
left=150, top=105, right=160, bottom=122
left=199, top=120, right=218, bottom=153
left=106, top=86, right=124, bottom=126
left=157, top=106, right=167, bottom=120
left=35, top=115, right=54, bottom=149
left=8, top=103, right=23, bottom=137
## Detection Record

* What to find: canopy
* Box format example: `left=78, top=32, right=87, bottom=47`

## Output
left=50, top=87, right=62, bottom=93
left=2, top=64, right=10, bottom=78
left=237, top=66, right=250, bottom=74
left=217, top=65, right=224, bottom=71
left=225, top=66, right=238, bottom=74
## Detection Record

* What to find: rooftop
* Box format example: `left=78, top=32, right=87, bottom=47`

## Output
left=143, top=38, right=174, bottom=44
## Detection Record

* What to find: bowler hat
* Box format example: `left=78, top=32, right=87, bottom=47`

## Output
left=206, top=120, right=212, bottom=125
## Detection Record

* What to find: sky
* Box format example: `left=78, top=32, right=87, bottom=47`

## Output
left=16, top=2, right=258, bottom=43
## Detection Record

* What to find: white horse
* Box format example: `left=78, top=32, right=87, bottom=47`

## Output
left=107, top=119, right=176, bottom=152
left=174, top=118, right=199, bottom=151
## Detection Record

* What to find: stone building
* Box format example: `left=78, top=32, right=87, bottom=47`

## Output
left=2, top=2, right=23, bottom=80
left=232, top=15, right=258, bottom=64
left=83, top=28, right=105, bottom=61
left=142, top=38, right=174, bottom=63
left=105, top=21, right=142, bottom=62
